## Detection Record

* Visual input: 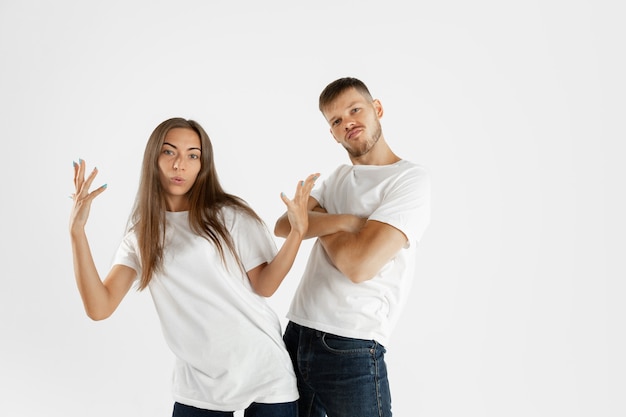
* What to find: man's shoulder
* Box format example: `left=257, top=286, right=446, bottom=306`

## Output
left=322, top=163, right=353, bottom=180
left=332, top=163, right=353, bottom=174
left=395, top=160, right=430, bottom=181
left=398, top=159, right=427, bottom=171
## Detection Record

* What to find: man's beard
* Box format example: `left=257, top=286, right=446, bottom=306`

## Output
left=345, top=120, right=382, bottom=158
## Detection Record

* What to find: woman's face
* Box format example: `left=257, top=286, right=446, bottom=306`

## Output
left=157, top=127, right=202, bottom=211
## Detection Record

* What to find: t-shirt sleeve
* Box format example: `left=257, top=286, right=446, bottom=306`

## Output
left=369, top=165, right=431, bottom=245
left=310, top=164, right=349, bottom=210
left=230, top=211, right=278, bottom=272
left=112, top=231, right=142, bottom=276
left=310, top=183, right=324, bottom=208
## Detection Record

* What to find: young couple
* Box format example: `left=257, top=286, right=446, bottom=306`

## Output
left=69, top=77, right=431, bottom=417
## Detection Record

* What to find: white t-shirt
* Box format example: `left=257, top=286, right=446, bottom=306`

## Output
left=113, top=208, right=298, bottom=411
left=287, top=160, right=431, bottom=347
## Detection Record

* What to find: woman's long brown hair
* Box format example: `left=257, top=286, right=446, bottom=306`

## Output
left=129, top=117, right=262, bottom=290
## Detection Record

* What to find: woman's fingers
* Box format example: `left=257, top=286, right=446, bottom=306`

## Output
left=72, top=159, right=107, bottom=202
left=74, top=159, right=90, bottom=195
left=280, top=173, right=319, bottom=210
left=80, top=166, right=99, bottom=196
left=281, top=173, right=319, bottom=203
left=73, top=160, right=81, bottom=190
left=294, top=173, right=319, bottom=201
left=69, top=159, right=107, bottom=232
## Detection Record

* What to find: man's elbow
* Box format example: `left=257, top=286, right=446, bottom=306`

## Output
left=273, top=224, right=287, bottom=238
left=274, top=217, right=290, bottom=237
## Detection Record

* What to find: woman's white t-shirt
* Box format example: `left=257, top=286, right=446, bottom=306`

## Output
left=113, top=208, right=298, bottom=411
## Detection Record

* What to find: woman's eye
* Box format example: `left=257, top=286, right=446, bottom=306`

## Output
left=163, top=149, right=174, bottom=156
left=351, top=108, right=360, bottom=113
left=189, top=154, right=200, bottom=160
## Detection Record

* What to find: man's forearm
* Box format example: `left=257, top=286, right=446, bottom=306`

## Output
left=275, top=211, right=365, bottom=239
left=319, top=220, right=408, bottom=284
left=319, top=231, right=374, bottom=283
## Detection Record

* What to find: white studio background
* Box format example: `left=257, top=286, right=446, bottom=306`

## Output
left=1, top=1, right=624, bottom=416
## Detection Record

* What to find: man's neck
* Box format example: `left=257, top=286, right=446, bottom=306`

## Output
left=350, top=138, right=401, bottom=166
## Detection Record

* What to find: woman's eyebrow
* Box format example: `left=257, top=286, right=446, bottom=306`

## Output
left=163, top=142, right=201, bottom=152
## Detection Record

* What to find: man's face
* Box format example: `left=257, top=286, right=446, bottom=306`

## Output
left=322, top=87, right=383, bottom=159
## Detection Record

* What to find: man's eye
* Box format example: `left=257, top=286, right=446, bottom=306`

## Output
left=332, top=119, right=341, bottom=126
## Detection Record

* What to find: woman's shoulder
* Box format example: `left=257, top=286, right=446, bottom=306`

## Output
left=220, top=204, right=262, bottom=228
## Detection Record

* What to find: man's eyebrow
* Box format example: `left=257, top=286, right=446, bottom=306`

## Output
left=327, top=101, right=362, bottom=122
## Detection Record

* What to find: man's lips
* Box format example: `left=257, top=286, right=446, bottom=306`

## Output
left=346, top=127, right=363, bottom=140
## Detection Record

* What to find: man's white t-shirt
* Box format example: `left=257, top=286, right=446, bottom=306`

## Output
left=287, top=160, right=431, bottom=347
left=113, top=208, right=298, bottom=411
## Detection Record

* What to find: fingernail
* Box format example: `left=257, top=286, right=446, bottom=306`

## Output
left=102, top=184, right=107, bottom=189
left=79, top=158, right=83, bottom=163
left=72, top=161, right=77, bottom=167
left=301, top=181, right=304, bottom=186
left=281, top=192, right=285, bottom=197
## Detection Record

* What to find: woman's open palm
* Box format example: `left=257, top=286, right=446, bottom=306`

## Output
left=280, top=173, right=318, bottom=237
left=69, top=159, right=107, bottom=233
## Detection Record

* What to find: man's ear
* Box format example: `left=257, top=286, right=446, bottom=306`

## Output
left=373, top=99, right=384, bottom=118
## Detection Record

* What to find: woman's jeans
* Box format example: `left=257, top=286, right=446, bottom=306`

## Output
left=283, top=321, right=392, bottom=417
left=172, top=400, right=297, bottom=417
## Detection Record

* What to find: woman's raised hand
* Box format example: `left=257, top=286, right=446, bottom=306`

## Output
left=69, top=159, right=107, bottom=234
left=280, top=173, right=319, bottom=238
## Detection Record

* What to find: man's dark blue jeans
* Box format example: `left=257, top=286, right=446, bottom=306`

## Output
left=283, top=321, right=392, bottom=417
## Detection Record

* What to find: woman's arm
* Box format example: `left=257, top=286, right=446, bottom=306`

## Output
left=70, top=160, right=136, bottom=320
left=247, top=173, right=317, bottom=297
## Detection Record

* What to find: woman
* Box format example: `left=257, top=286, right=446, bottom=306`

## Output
left=69, top=117, right=317, bottom=417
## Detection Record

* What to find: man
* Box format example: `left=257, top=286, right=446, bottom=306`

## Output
left=275, top=77, right=430, bottom=417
